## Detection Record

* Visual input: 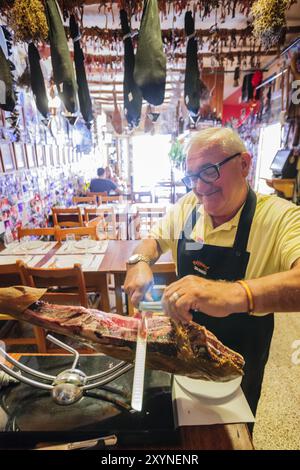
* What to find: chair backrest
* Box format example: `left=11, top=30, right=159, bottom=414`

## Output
left=55, top=225, right=98, bottom=242
left=83, top=208, right=100, bottom=223
left=101, top=195, right=123, bottom=204
left=85, top=207, right=118, bottom=239
left=17, top=226, right=56, bottom=241
left=0, top=262, right=47, bottom=352
left=134, top=206, right=166, bottom=239
left=72, top=195, right=97, bottom=205
left=86, top=191, right=107, bottom=204
left=17, top=260, right=88, bottom=308
left=52, top=207, right=84, bottom=228
left=0, top=262, right=22, bottom=286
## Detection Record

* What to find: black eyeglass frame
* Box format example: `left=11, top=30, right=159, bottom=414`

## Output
left=182, top=152, right=241, bottom=187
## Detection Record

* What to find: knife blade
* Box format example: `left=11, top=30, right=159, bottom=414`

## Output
left=131, top=310, right=148, bottom=412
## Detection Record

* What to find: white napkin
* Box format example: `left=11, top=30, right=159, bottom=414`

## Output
left=55, top=240, right=108, bottom=255
left=42, top=254, right=104, bottom=271
left=1, top=241, right=57, bottom=255
left=0, top=255, right=44, bottom=267
left=172, top=377, right=255, bottom=426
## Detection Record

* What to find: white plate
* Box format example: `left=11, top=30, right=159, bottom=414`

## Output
left=20, top=241, right=44, bottom=250
left=174, top=375, right=242, bottom=400
left=74, top=239, right=97, bottom=249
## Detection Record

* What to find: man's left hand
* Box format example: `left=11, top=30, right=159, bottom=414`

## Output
left=162, top=275, right=247, bottom=322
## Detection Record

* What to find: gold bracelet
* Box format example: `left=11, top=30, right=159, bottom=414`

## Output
left=237, top=280, right=254, bottom=315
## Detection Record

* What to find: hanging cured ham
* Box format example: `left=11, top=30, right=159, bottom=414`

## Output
left=0, top=287, right=245, bottom=382
left=44, top=0, right=78, bottom=114
left=184, top=11, right=209, bottom=117
left=134, top=0, right=166, bottom=106
left=28, top=43, right=49, bottom=119
left=120, top=9, right=142, bottom=129
left=69, top=14, right=93, bottom=127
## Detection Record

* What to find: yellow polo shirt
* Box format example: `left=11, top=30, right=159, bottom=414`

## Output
left=150, top=191, right=300, bottom=310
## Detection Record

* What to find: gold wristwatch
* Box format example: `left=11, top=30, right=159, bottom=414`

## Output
left=127, top=254, right=152, bottom=266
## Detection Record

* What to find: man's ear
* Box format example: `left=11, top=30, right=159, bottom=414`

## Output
left=240, top=152, right=251, bottom=176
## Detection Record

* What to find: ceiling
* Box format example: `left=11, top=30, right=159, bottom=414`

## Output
left=2, top=0, right=300, bottom=127
left=72, top=0, right=300, bottom=113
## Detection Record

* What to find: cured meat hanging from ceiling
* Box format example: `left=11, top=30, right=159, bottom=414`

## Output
left=120, top=9, right=142, bottom=129
left=69, top=14, right=93, bottom=128
left=0, top=26, right=16, bottom=112
left=134, top=0, right=166, bottom=106
left=44, top=0, right=78, bottom=114
left=111, top=85, right=123, bottom=135
left=28, top=43, right=50, bottom=120
left=184, top=10, right=209, bottom=120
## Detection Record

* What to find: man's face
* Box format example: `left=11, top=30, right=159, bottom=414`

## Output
left=186, top=143, right=250, bottom=218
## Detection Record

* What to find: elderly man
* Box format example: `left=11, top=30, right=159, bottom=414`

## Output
left=124, top=127, right=300, bottom=417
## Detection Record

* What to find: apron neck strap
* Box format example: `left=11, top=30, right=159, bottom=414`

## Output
left=233, top=187, right=257, bottom=254
left=184, top=187, right=257, bottom=254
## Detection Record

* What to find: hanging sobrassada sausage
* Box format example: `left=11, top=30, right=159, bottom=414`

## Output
left=120, top=9, right=142, bottom=128
left=184, top=11, right=209, bottom=117
left=69, top=14, right=93, bottom=127
left=28, top=42, right=49, bottom=119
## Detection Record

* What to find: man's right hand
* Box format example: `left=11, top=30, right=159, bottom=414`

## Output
left=124, top=263, right=154, bottom=307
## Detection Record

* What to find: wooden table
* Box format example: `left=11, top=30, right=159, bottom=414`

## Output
left=0, top=240, right=174, bottom=314
left=100, top=240, right=175, bottom=314
left=1, top=353, right=253, bottom=450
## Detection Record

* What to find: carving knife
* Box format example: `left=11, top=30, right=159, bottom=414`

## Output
left=131, top=309, right=148, bottom=412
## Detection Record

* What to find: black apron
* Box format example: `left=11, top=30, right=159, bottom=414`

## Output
left=177, top=188, right=274, bottom=416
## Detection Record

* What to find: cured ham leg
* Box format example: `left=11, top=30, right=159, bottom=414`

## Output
left=9, top=300, right=245, bottom=382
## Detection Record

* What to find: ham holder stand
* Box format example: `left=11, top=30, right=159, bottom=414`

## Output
left=0, top=334, right=133, bottom=405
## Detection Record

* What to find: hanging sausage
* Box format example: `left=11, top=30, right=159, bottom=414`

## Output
left=120, top=9, right=142, bottom=129
left=69, top=14, right=93, bottom=127
left=134, top=0, right=166, bottom=106
left=184, top=11, right=208, bottom=117
left=28, top=42, right=49, bottom=119
left=44, top=0, right=78, bottom=114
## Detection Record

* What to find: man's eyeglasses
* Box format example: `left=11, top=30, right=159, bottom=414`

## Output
left=182, top=152, right=241, bottom=188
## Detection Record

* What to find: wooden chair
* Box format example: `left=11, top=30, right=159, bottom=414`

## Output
left=72, top=195, right=97, bottom=205
left=85, top=208, right=118, bottom=239
left=86, top=191, right=107, bottom=204
left=101, top=195, right=123, bottom=204
left=134, top=206, right=166, bottom=239
left=17, top=258, right=110, bottom=337
left=55, top=225, right=98, bottom=242
left=17, top=226, right=56, bottom=241
left=0, top=263, right=47, bottom=352
left=52, top=207, right=84, bottom=228
left=18, top=260, right=89, bottom=309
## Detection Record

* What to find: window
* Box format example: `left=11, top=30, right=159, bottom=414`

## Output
left=255, top=123, right=281, bottom=194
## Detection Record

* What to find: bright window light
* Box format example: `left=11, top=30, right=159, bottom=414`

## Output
left=255, top=123, right=281, bottom=194
left=131, top=135, right=172, bottom=191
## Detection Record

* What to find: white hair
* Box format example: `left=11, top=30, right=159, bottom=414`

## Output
left=186, top=127, right=247, bottom=156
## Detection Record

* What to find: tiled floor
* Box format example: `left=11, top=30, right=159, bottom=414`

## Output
left=253, top=312, right=300, bottom=450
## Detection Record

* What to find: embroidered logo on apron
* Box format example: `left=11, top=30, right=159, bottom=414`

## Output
left=192, top=259, right=209, bottom=276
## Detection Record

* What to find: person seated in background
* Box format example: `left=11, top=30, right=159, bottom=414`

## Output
left=89, top=167, right=121, bottom=194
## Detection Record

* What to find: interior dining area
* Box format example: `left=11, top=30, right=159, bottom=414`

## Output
left=0, top=0, right=300, bottom=453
